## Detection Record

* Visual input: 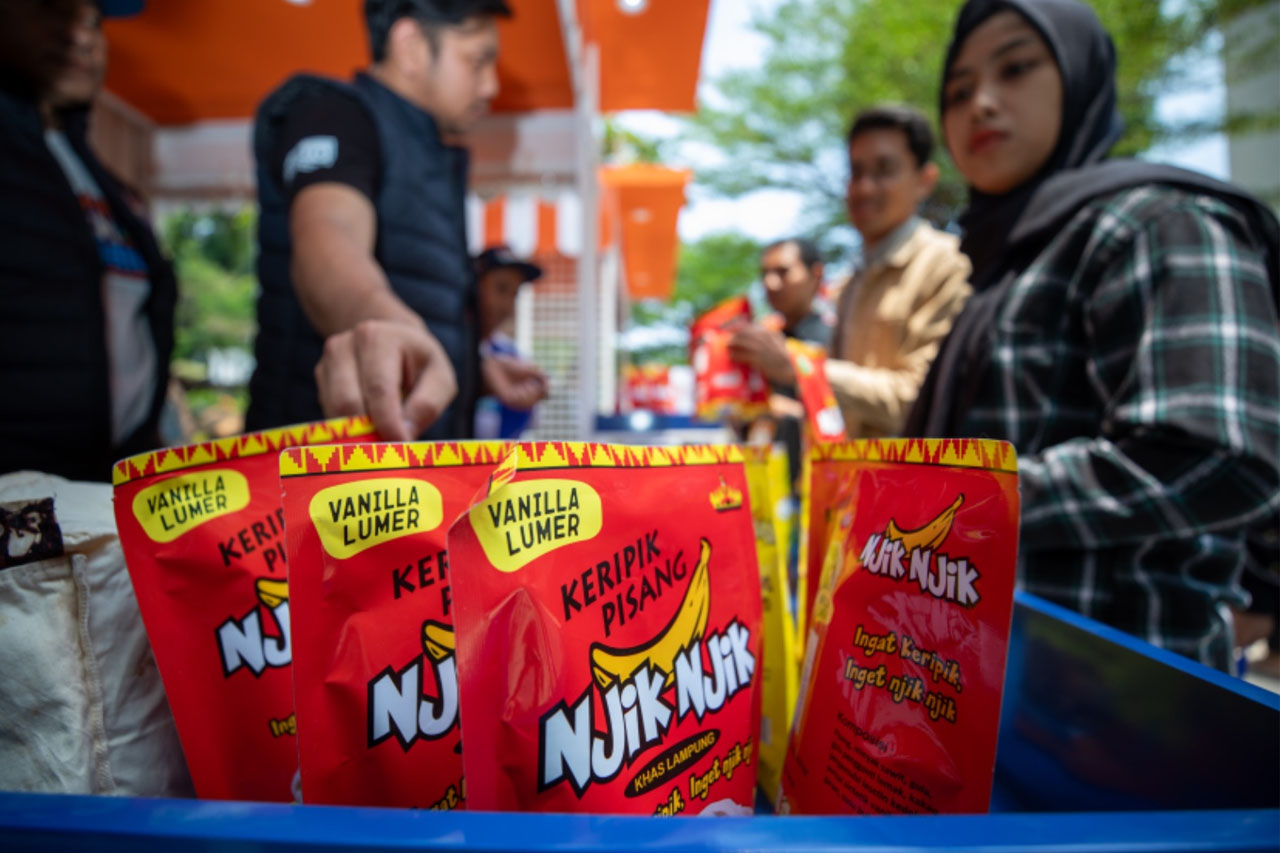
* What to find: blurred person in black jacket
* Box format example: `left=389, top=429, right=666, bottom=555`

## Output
left=0, top=0, right=176, bottom=482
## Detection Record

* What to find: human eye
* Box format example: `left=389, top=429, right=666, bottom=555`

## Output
left=999, top=57, right=1041, bottom=81
left=942, top=84, right=971, bottom=110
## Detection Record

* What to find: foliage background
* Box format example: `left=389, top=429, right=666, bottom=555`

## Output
left=621, top=0, right=1278, bottom=364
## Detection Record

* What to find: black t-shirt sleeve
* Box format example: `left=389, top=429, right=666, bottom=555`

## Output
left=269, top=89, right=381, bottom=205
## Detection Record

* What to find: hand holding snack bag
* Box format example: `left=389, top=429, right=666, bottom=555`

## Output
left=111, top=417, right=376, bottom=801
left=279, top=441, right=509, bottom=808
left=691, top=297, right=769, bottom=422
left=448, top=442, right=763, bottom=815
left=780, top=438, right=1019, bottom=815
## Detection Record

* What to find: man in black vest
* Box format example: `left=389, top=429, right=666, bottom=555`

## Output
left=249, top=0, right=514, bottom=441
left=0, top=0, right=176, bottom=482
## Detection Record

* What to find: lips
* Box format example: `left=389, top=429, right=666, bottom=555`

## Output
left=968, top=128, right=1007, bottom=154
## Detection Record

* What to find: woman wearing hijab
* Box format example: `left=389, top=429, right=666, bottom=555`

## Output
left=906, top=0, right=1280, bottom=671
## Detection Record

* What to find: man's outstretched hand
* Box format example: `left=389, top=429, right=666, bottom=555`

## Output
left=483, top=354, right=549, bottom=411
left=315, top=319, right=457, bottom=441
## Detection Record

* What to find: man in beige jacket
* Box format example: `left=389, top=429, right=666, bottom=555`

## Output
left=828, top=105, right=971, bottom=437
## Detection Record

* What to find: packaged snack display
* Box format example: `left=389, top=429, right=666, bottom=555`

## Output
left=690, top=297, right=769, bottom=421
left=741, top=445, right=798, bottom=805
left=780, top=439, right=1019, bottom=815
left=448, top=442, right=763, bottom=815
left=111, top=417, right=376, bottom=801
left=783, top=339, right=846, bottom=443
left=279, top=441, right=509, bottom=808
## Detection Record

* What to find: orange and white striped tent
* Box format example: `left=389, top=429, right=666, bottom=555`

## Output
left=96, top=0, right=711, bottom=435
left=469, top=164, right=690, bottom=302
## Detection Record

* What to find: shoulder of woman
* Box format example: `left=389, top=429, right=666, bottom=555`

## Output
left=1069, top=184, right=1270, bottom=264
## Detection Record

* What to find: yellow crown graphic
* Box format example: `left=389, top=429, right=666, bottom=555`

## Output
left=709, top=477, right=743, bottom=512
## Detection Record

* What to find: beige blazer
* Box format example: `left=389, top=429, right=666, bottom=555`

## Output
left=826, top=221, right=972, bottom=438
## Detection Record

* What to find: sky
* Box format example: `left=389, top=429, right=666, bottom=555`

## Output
left=616, top=0, right=1231, bottom=244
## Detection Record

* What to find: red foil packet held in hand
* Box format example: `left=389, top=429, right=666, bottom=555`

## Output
left=690, top=297, right=769, bottom=421
left=111, top=417, right=376, bottom=801
left=780, top=439, right=1019, bottom=815
left=448, top=442, right=764, bottom=815
left=279, top=441, right=510, bottom=808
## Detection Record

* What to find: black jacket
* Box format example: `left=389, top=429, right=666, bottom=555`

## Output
left=0, top=86, right=176, bottom=482
left=247, top=73, right=477, bottom=439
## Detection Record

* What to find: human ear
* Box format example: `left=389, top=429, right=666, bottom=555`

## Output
left=387, top=17, right=429, bottom=72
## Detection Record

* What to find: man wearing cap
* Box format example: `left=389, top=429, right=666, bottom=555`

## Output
left=248, top=0, right=515, bottom=440
left=0, top=0, right=176, bottom=481
left=473, top=246, right=548, bottom=438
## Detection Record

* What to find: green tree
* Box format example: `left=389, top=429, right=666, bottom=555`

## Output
left=161, top=207, right=258, bottom=364
left=626, top=231, right=762, bottom=364
left=686, top=0, right=1257, bottom=248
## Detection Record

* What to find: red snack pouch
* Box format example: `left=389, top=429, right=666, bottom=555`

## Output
left=111, top=417, right=376, bottom=801
left=780, top=439, right=1019, bottom=815
left=449, top=442, right=763, bottom=815
left=278, top=441, right=509, bottom=808
left=690, top=297, right=768, bottom=421
left=784, top=339, right=846, bottom=443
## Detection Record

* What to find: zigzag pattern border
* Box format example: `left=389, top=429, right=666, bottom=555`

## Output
left=280, top=440, right=746, bottom=478
left=112, top=417, right=377, bottom=486
left=810, top=438, right=1017, bottom=473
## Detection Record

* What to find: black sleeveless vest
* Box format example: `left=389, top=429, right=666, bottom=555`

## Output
left=0, top=87, right=176, bottom=482
left=247, top=73, right=477, bottom=439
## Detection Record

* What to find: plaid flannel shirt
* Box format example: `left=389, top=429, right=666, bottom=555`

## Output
left=960, top=185, right=1280, bottom=670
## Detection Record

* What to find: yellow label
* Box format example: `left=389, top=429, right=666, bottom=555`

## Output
left=471, top=479, right=602, bottom=573
left=309, top=478, right=442, bottom=560
left=132, top=469, right=250, bottom=542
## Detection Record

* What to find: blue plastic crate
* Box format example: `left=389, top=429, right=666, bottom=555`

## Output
left=2, top=593, right=1277, bottom=852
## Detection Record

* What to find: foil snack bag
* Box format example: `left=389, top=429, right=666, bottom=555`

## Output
left=448, top=442, right=763, bottom=815
left=690, top=297, right=769, bottom=421
left=111, top=417, right=376, bottom=801
left=278, top=441, right=509, bottom=808
left=780, top=439, right=1019, bottom=815
left=784, top=339, right=846, bottom=443
left=740, top=445, right=798, bottom=805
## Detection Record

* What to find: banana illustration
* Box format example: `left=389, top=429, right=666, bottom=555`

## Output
left=421, top=620, right=455, bottom=662
left=255, top=578, right=289, bottom=609
left=884, top=494, right=964, bottom=553
left=589, top=537, right=712, bottom=690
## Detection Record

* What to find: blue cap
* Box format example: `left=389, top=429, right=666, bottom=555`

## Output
left=474, top=246, right=543, bottom=284
left=98, top=0, right=145, bottom=18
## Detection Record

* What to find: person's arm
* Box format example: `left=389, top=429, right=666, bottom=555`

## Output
left=824, top=245, right=971, bottom=434
left=288, top=183, right=424, bottom=335
left=481, top=353, right=548, bottom=411
left=1017, top=197, right=1280, bottom=552
left=726, top=322, right=794, bottom=386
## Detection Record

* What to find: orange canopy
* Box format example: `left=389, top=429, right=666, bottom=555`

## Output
left=103, top=0, right=710, bottom=125
left=601, top=164, right=691, bottom=301
left=578, top=0, right=712, bottom=113
left=103, top=0, right=572, bottom=125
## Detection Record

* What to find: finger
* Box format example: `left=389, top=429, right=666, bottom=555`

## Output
left=315, top=333, right=365, bottom=418
left=352, top=324, right=415, bottom=441
left=399, top=331, right=458, bottom=439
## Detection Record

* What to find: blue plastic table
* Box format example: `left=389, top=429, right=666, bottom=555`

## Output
left=3, top=593, right=1277, bottom=852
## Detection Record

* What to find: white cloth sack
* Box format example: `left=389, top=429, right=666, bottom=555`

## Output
left=0, top=471, right=193, bottom=796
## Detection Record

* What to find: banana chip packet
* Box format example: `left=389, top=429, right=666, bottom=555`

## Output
left=111, top=417, right=376, bottom=801
left=740, top=445, right=797, bottom=806
left=279, top=441, right=509, bottom=808
left=780, top=439, right=1019, bottom=815
left=448, top=442, right=763, bottom=815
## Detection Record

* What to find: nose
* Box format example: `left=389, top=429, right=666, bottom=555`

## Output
left=479, top=63, right=500, bottom=102
left=970, top=76, right=999, bottom=118
left=848, top=173, right=877, bottom=194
